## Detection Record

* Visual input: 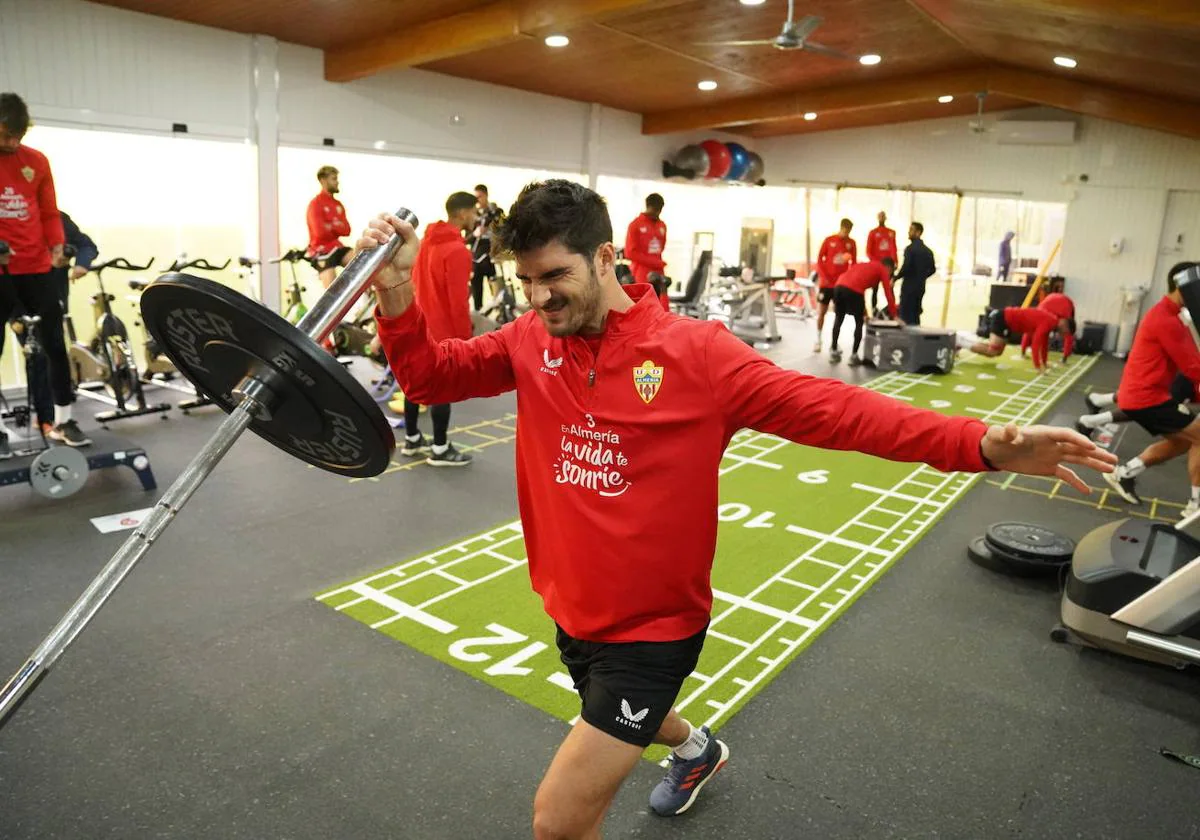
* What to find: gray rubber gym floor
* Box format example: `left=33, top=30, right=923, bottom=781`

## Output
left=1, top=321, right=1197, bottom=840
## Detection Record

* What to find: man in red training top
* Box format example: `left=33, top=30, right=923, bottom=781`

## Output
left=967, top=305, right=1059, bottom=371
left=865, top=211, right=897, bottom=314
left=365, top=180, right=1113, bottom=839
left=306, top=165, right=352, bottom=289
left=814, top=218, right=856, bottom=352
left=624, top=193, right=669, bottom=309
left=398, top=191, right=478, bottom=467
left=0, top=92, right=91, bottom=454
left=1103, top=262, right=1200, bottom=521
left=830, top=257, right=896, bottom=366
left=1021, top=291, right=1076, bottom=365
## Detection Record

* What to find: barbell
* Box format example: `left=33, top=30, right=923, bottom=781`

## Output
left=0, top=209, right=418, bottom=730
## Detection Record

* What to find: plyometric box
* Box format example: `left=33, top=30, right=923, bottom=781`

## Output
left=863, top=322, right=956, bottom=374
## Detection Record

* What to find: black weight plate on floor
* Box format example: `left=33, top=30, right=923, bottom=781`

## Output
left=985, top=522, right=1075, bottom=562
left=140, top=273, right=393, bottom=477
left=967, top=536, right=1065, bottom=578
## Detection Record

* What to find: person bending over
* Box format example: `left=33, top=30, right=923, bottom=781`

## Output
left=967, top=305, right=1059, bottom=372
left=305, top=165, right=352, bottom=289
left=398, top=191, right=478, bottom=467
left=814, top=218, right=856, bottom=352
left=830, top=256, right=896, bottom=366
left=1020, top=291, right=1075, bottom=365
left=1102, top=262, right=1200, bottom=520
left=365, top=179, right=1114, bottom=840
left=0, top=92, right=91, bottom=455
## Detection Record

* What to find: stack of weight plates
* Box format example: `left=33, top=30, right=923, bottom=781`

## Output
left=967, top=522, right=1076, bottom=577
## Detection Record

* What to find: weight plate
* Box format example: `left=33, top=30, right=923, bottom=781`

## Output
left=967, top=535, right=1066, bottom=578
left=985, top=522, right=1075, bottom=562
left=29, top=446, right=89, bottom=499
left=139, top=273, right=394, bottom=477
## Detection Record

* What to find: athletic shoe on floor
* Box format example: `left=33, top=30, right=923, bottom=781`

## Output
left=649, top=727, right=729, bottom=817
left=427, top=444, right=473, bottom=467
left=0, top=432, right=11, bottom=460
left=1103, top=470, right=1142, bottom=505
left=1180, top=500, right=1199, bottom=524
left=48, top=420, right=92, bottom=448
left=847, top=355, right=863, bottom=367
left=39, top=422, right=54, bottom=438
left=1074, top=419, right=1093, bottom=438
left=1085, top=393, right=1103, bottom=412
left=400, top=433, right=429, bottom=457
left=829, top=349, right=841, bottom=363
left=812, top=340, right=822, bottom=353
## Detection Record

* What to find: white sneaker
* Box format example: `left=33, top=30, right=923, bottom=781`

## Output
left=1181, top=501, right=1199, bottom=524
left=812, top=340, right=822, bottom=353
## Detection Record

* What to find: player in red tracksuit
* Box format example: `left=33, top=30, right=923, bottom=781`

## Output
left=830, top=257, right=897, bottom=365
left=864, top=211, right=897, bottom=312
left=0, top=92, right=91, bottom=454
left=1102, top=262, right=1200, bottom=520
left=1020, top=291, right=1076, bottom=363
left=364, top=181, right=1113, bottom=838
left=398, top=191, right=478, bottom=468
left=967, top=306, right=1059, bottom=371
left=814, top=219, right=857, bottom=352
left=624, top=193, right=669, bottom=310
left=306, top=165, right=353, bottom=289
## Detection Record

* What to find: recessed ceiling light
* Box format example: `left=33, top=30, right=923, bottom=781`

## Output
left=373, top=140, right=386, bottom=150
left=544, top=34, right=569, bottom=48
left=739, top=0, right=767, bottom=5
left=938, top=95, right=954, bottom=104
left=804, top=112, right=817, bottom=121
left=859, top=54, right=881, bottom=66
left=697, top=80, right=718, bottom=91
left=1053, top=55, right=1077, bottom=68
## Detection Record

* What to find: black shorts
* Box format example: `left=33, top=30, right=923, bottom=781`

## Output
left=1124, top=398, right=1196, bottom=437
left=1170, top=374, right=1194, bottom=406
left=987, top=308, right=1008, bottom=340
left=555, top=623, right=706, bottom=747
left=312, top=245, right=351, bottom=272
left=832, top=285, right=866, bottom=319
left=817, top=287, right=835, bottom=305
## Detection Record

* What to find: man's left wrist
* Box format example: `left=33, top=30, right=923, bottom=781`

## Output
left=979, top=437, right=997, bottom=471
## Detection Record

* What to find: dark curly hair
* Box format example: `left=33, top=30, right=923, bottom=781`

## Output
left=493, top=180, right=613, bottom=261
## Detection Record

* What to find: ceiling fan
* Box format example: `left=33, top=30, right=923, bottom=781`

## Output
left=968, top=91, right=995, bottom=135
left=695, top=0, right=852, bottom=61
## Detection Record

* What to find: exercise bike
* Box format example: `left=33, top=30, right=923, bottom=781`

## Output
left=68, top=257, right=171, bottom=425
left=270, top=249, right=313, bottom=325
left=130, top=255, right=229, bottom=413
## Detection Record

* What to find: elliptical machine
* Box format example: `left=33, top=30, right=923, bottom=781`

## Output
left=68, top=257, right=171, bottom=425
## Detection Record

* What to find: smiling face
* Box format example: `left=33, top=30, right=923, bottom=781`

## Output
left=516, top=239, right=614, bottom=337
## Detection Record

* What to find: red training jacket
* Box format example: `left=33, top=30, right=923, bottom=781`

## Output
left=306, top=191, right=351, bottom=256
left=1003, top=307, right=1058, bottom=370
left=624, top=213, right=669, bottom=310
left=412, top=220, right=473, bottom=342
left=0, top=145, right=65, bottom=275
left=1021, top=292, right=1076, bottom=361
left=376, top=284, right=993, bottom=643
left=1118, top=296, right=1200, bottom=411
left=817, top=234, right=857, bottom=288
left=836, top=260, right=897, bottom=318
left=866, top=225, right=897, bottom=263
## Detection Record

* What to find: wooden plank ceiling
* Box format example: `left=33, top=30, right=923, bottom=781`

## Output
left=90, top=0, right=1200, bottom=139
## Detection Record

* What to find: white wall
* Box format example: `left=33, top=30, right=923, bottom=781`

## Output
left=760, top=110, right=1200, bottom=325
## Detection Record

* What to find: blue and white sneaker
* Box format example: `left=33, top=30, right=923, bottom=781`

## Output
left=649, top=726, right=729, bottom=816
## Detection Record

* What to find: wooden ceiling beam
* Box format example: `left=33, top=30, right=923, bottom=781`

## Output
left=962, top=0, right=1200, bottom=28
left=641, top=67, right=995, bottom=134
left=325, top=0, right=684, bottom=82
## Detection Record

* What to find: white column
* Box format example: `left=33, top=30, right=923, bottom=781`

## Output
left=586, top=103, right=601, bottom=190
left=251, top=35, right=281, bottom=311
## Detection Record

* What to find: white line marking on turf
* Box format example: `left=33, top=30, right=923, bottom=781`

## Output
left=711, top=589, right=817, bottom=628
left=785, top=525, right=889, bottom=556
left=348, top=584, right=457, bottom=634
left=852, top=484, right=946, bottom=506
left=721, top=451, right=784, bottom=471
left=777, top=577, right=819, bottom=591
left=434, top=570, right=468, bottom=585
left=805, top=556, right=845, bottom=570
left=548, top=672, right=576, bottom=691
left=708, top=630, right=753, bottom=648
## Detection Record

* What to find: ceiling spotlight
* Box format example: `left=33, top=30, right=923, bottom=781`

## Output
left=1053, top=55, right=1077, bottom=68
left=804, top=112, right=817, bottom=121
left=739, top=0, right=767, bottom=4
left=373, top=140, right=386, bottom=150
left=859, top=54, right=882, bottom=66
left=938, top=95, right=954, bottom=104
left=697, top=80, right=718, bottom=91
left=544, top=34, right=570, bottom=48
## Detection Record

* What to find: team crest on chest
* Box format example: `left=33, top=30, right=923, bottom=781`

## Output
left=633, top=360, right=664, bottom=404
left=20, top=166, right=34, bottom=182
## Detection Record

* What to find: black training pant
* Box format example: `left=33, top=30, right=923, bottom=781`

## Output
left=899, top=281, right=925, bottom=326
left=470, top=260, right=495, bottom=311
left=831, top=286, right=867, bottom=354
left=405, top=398, right=451, bottom=446
left=0, top=271, right=75, bottom=407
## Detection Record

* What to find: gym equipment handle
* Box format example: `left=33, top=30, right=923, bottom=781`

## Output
left=269, top=249, right=310, bottom=264
left=92, top=257, right=155, bottom=273
left=169, top=258, right=232, bottom=272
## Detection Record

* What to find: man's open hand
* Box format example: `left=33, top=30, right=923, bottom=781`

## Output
left=981, top=424, right=1117, bottom=494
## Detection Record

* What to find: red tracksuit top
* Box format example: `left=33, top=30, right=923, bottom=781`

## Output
left=1118, top=296, right=1200, bottom=411
left=836, top=260, right=897, bottom=318
left=624, top=212, right=669, bottom=310
left=0, top=145, right=65, bottom=275
left=1003, top=307, right=1058, bottom=370
left=412, top=221, right=473, bottom=342
left=1021, top=292, right=1075, bottom=362
left=866, top=226, right=897, bottom=263
left=306, top=191, right=351, bottom=256
left=817, top=234, right=857, bottom=288
left=377, top=284, right=993, bottom=643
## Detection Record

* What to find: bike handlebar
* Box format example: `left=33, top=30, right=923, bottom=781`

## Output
left=92, top=257, right=155, bottom=273
left=269, top=248, right=311, bottom=264
left=168, top=257, right=231, bottom=272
